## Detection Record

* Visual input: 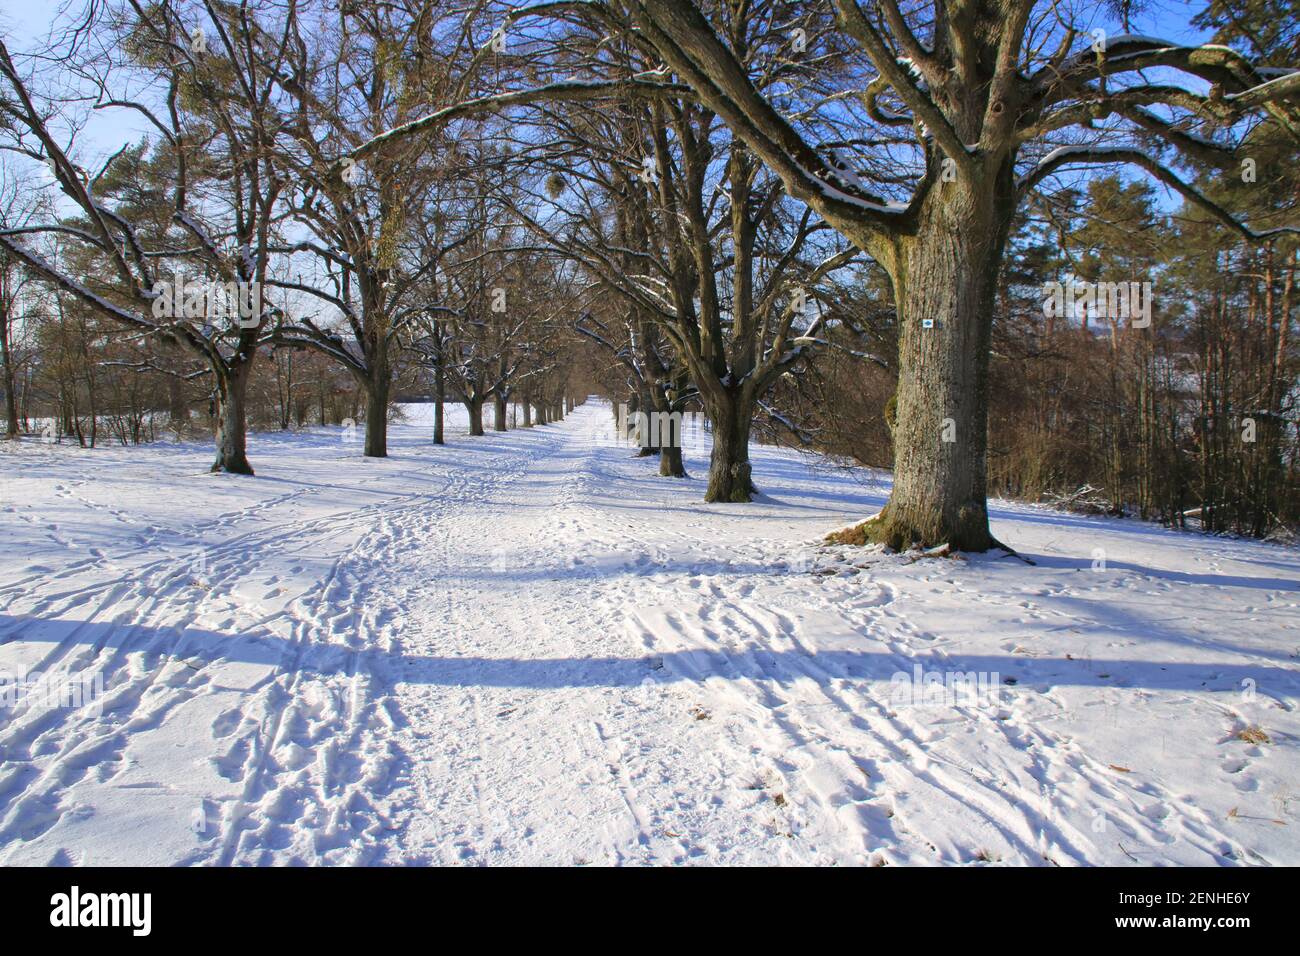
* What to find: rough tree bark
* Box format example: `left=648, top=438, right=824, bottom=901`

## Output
left=466, top=396, right=485, bottom=436
left=703, top=389, right=756, bottom=502
left=649, top=383, right=687, bottom=478
left=866, top=180, right=1015, bottom=551
left=433, top=354, right=445, bottom=445
left=212, top=359, right=255, bottom=475
left=629, top=391, right=655, bottom=456
left=659, top=444, right=686, bottom=477
left=363, top=374, right=390, bottom=459
left=494, top=393, right=508, bottom=431
left=1, top=321, right=19, bottom=439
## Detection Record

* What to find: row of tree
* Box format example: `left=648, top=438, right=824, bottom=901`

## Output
left=0, top=0, right=1296, bottom=544
left=0, top=1, right=595, bottom=471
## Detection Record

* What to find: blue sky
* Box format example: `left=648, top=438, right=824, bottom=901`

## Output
left=1137, top=0, right=1213, bottom=44
left=0, top=1, right=1219, bottom=142
left=1, top=0, right=155, bottom=162
left=0, top=0, right=1224, bottom=192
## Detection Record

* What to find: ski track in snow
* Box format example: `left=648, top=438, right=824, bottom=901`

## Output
left=0, top=401, right=1297, bottom=866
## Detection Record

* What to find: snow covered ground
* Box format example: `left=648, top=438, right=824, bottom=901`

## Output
left=0, top=399, right=1297, bottom=866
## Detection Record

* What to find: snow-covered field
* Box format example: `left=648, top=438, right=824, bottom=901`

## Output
left=0, top=399, right=1296, bottom=866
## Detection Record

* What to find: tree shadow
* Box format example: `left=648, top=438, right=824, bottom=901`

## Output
left=1021, top=552, right=1300, bottom=592
left=2, top=613, right=1294, bottom=695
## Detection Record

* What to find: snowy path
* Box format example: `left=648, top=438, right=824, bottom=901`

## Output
left=1, top=401, right=1297, bottom=865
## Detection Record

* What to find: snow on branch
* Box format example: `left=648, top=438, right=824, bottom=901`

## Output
left=1227, top=69, right=1300, bottom=108
left=0, top=234, right=156, bottom=332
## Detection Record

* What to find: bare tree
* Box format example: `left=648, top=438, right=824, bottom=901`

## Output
left=509, top=43, right=859, bottom=500
left=533, top=0, right=1300, bottom=545
left=263, top=1, right=689, bottom=456
left=0, top=1, right=291, bottom=473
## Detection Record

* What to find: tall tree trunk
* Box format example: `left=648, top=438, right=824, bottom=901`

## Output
left=533, top=402, right=546, bottom=425
left=364, top=373, right=389, bottom=458
left=493, top=393, right=508, bottom=432
left=212, top=361, right=254, bottom=475
left=650, top=385, right=686, bottom=477
left=659, top=442, right=686, bottom=478
left=868, top=188, right=1012, bottom=551
left=1, top=320, right=19, bottom=439
left=633, top=391, right=656, bottom=456
left=704, top=391, right=755, bottom=502
left=467, top=396, right=485, bottom=436
left=1271, top=253, right=1295, bottom=525
left=521, top=399, right=532, bottom=427
left=433, top=356, right=445, bottom=445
